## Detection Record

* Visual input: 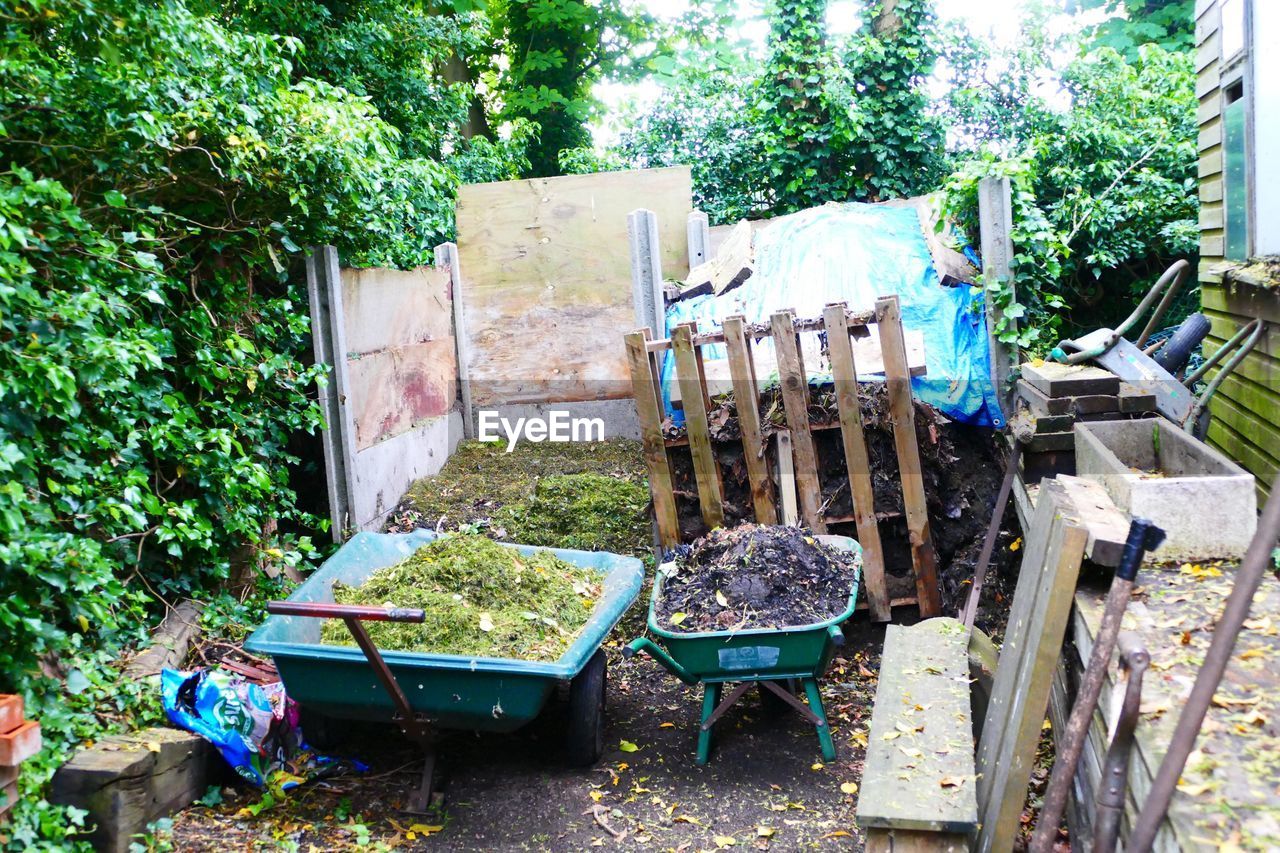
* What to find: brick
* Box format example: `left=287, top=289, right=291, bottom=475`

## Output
left=0, top=721, right=40, bottom=766
left=0, top=696, right=22, bottom=736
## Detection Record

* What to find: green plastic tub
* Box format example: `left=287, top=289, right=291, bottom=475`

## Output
left=246, top=529, right=644, bottom=735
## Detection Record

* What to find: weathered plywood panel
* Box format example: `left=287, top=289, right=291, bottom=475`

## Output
left=456, top=167, right=692, bottom=407
left=340, top=266, right=453, bottom=355
left=347, top=340, right=456, bottom=450
left=338, top=266, right=456, bottom=451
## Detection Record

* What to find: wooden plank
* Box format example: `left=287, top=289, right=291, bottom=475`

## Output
left=672, top=323, right=724, bottom=529
left=858, top=618, right=977, bottom=834
left=1021, top=361, right=1120, bottom=397
left=625, top=330, right=680, bottom=547
left=1207, top=388, right=1280, bottom=468
left=824, top=303, right=890, bottom=621
left=455, top=167, right=692, bottom=407
left=865, top=828, right=968, bottom=852
left=668, top=326, right=926, bottom=405
left=770, top=311, right=826, bottom=533
left=436, top=242, right=474, bottom=439
left=976, top=481, right=1088, bottom=853
left=316, top=245, right=359, bottom=540
left=775, top=431, right=799, bottom=526
left=1054, top=474, right=1130, bottom=567
left=679, top=219, right=753, bottom=299
left=346, top=340, right=456, bottom=450
left=723, top=315, right=776, bottom=524
left=876, top=295, right=940, bottom=617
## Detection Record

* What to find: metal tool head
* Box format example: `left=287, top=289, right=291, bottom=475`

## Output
left=1116, top=518, right=1166, bottom=581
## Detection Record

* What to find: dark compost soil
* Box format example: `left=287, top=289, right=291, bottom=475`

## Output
left=655, top=525, right=861, bottom=633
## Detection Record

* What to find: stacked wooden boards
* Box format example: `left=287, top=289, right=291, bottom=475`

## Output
left=0, top=694, right=41, bottom=823
left=1014, top=361, right=1156, bottom=485
left=625, top=297, right=941, bottom=621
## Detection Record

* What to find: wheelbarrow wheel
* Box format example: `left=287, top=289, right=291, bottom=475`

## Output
left=565, top=649, right=607, bottom=767
left=298, top=705, right=342, bottom=751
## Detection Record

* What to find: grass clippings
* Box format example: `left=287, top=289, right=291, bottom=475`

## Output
left=655, top=524, right=862, bottom=633
left=495, top=472, right=651, bottom=555
left=320, top=534, right=602, bottom=661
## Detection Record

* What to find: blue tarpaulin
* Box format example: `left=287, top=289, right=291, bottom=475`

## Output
left=664, top=203, right=1004, bottom=428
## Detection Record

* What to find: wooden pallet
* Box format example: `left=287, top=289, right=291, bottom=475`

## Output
left=624, top=297, right=942, bottom=621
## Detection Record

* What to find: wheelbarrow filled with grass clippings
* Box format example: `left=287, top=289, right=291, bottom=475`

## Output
left=245, top=529, right=643, bottom=811
left=624, top=526, right=861, bottom=764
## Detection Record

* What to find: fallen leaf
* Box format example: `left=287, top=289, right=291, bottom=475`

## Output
left=840, top=782, right=858, bottom=795
left=811, top=762, right=824, bottom=771
left=619, top=740, right=639, bottom=753
left=589, top=790, right=603, bottom=802
left=1176, top=781, right=1215, bottom=796
left=670, top=612, right=688, bottom=626
left=713, top=835, right=737, bottom=848
left=1009, top=537, right=1022, bottom=552
left=659, top=722, right=675, bottom=728
left=822, top=831, right=852, bottom=839
left=940, top=776, right=962, bottom=788
left=715, top=590, right=729, bottom=607
left=757, top=826, right=776, bottom=838
left=478, top=613, right=494, bottom=632
left=673, top=815, right=701, bottom=825
left=144, top=741, right=161, bottom=753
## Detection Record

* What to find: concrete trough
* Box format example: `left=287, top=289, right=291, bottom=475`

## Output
left=1075, top=419, right=1257, bottom=562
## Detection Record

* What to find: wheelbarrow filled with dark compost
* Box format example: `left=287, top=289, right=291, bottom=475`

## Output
left=245, top=529, right=643, bottom=810
left=624, top=526, right=861, bottom=764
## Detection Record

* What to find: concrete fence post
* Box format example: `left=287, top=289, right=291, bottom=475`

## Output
left=687, top=210, right=711, bottom=272
left=978, top=176, right=1017, bottom=420
left=628, top=208, right=665, bottom=335
left=436, top=241, right=474, bottom=439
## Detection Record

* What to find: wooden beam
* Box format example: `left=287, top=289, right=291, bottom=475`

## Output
left=975, top=480, right=1089, bottom=853
left=770, top=310, right=826, bottom=533
left=823, top=303, right=890, bottom=621
left=723, top=315, right=777, bottom=524
left=876, top=295, right=941, bottom=617
left=625, top=329, right=680, bottom=547
left=775, top=431, right=799, bottom=526
left=671, top=323, right=724, bottom=529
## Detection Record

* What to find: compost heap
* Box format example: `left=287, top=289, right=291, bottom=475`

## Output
left=320, top=534, right=602, bottom=661
left=655, top=524, right=861, bottom=633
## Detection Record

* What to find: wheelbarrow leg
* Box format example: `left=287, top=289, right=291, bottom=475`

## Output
left=406, top=744, right=440, bottom=814
left=696, top=683, right=722, bottom=765
left=803, top=678, right=836, bottom=762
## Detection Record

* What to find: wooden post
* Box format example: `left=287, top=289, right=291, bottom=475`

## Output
left=625, top=329, right=680, bottom=547
left=628, top=208, right=665, bottom=334
left=671, top=323, right=725, bottom=529
left=687, top=210, right=711, bottom=272
left=723, top=315, right=776, bottom=524
left=305, top=245, right=357, bottom=542
left=978, top=176, right=1016, bottom=421
left=776, top=431, right=799, bottom=526
left=770, top=311, right=827, bottom=533
left=875, top=295, right=941, bottom=616
left=435, top=241, right=474, bottom=440
left=823, top=303, right=891, bottom=621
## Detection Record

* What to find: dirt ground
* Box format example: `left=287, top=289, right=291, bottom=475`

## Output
left=168, top=623, right=886, bottom=851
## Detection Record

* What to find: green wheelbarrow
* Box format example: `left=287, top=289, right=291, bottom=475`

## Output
left=245, top=529, right=643, bottom=810
left=624, top=535, right=861, bottom=764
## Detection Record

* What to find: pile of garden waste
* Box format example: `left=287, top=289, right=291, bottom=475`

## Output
left=655, top=524, right=861, bottom=633
left=321, top=534, right=602, bottom=661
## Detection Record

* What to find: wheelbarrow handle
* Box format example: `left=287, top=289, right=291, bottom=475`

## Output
left=266, top=600, right=426, bottom=623
left=624, top=637, right=699, bottom=685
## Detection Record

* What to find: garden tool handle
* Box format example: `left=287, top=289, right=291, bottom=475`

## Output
left=266, top=601, right=426, bottom=623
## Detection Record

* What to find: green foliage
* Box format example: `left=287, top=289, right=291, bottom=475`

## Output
left=492, top=0, right=655, bottom=177
left=617, top=0, right=946, bottom=221
left=944, top=44, right=1197, bottom=353
left=1081, top=0, right=1195, bottom=60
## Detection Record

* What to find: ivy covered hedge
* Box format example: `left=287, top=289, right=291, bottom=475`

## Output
left=0, top=0, right=520, bottom=843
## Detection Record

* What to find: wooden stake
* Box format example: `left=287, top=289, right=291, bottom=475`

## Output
left=775, top=431, right=799, bottom=526
left=723, top=315, right=776, bottom=524
left=770, top=311, right=826, bottom=533
left=625, top=329, right=680, bottom=547
left=875, top=295, right=941, bottom=617
left=671, top=323, right=725, bottom=529
left=823, top=303, right=890, bottom=621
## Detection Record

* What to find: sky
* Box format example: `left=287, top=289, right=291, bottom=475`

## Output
left=592, top=0, right=1082, bottom=145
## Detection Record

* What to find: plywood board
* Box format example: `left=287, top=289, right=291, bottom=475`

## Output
left=339, top=266, right=456, bottom=451
left=456, top=167, right=693, bottom=407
